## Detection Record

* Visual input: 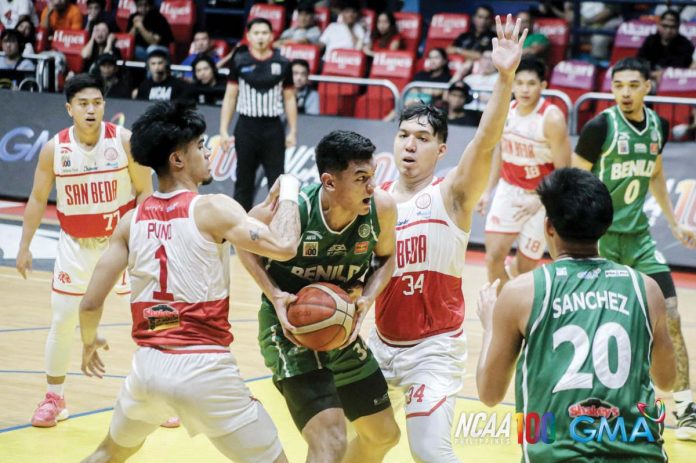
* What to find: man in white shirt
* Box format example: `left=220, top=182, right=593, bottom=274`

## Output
left=0, top=0, right=37, bottom=28
left=319, top=1, right=369, bottom=55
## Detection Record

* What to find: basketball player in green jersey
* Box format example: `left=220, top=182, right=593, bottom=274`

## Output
left=237, top=130, right=400, bottom=463
left=572, top=57, right=696, bottom=440
left=477, top=167, right=676, bottom=462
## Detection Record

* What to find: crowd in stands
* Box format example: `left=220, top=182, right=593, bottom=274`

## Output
left=0, top=0, right=695, bottom=136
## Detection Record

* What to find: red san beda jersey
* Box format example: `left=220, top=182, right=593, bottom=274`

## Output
left=53, top=123, right=136, bottom=238
left=128, top=191, right=232, bottom=347
left=376, top=178, right=470, bottom=344
left=500, top=98, right=557, bottom=190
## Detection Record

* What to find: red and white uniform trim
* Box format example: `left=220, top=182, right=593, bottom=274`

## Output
left=500, top=98, right=556, bottom=191
left=128, top=190, right=233, bottom=348
left=53, top=122, right=136, bottom=238
left=376, top=178, right=470, bottom=344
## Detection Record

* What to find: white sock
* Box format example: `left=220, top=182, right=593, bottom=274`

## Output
left=47, top=383, right=64, bottom=397
left=674, top=389, right=693, bottom=416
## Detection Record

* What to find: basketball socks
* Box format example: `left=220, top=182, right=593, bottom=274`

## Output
left=674, top=390, right=694, bottom=416
left=47, top=383, right=64, bottom=397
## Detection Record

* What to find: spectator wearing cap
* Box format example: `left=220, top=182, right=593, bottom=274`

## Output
left=291, top=58, right=319, bottom=114
left=517, top=10, right=550, bottom=60
left=638, top=10, right=695, bottom=80
left=190, top=54, right=226, bottom=105
left=447, top=5, right=495, bottom=62
left=94, top=52, right=132, bottom=98
left=443, top=81, right=482, bottom=126
left=133, top=48, right=189, bottom=101
left=0, top=28, right=35, bottom=71
left=180, top=31, right=220, bottom=80
left=319, top=0, right=370, bottom=55
left=275, top=2, right=321, bottom=47
left=127, top=0, right=174, bottom=61
left=40, top=0, right=83, bottom=35
left=81, top=21, right=121, bottom=73
left=83, top=0, right=119, bottom=34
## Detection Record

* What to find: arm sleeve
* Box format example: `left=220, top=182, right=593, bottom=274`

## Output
left=574, top=113, right=609, bottom=164
left=659, top=116, right=670, bottom=153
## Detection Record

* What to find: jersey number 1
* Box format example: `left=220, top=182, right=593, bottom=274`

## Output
left=153, top=245, right=174, bottom=301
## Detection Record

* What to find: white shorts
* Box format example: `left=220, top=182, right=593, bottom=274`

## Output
left=111, top=347, right=261, bottom=441
left=484, top=179, right=546, bottom=260
left=52, top=230, right=129, bottom=296
left=369, top=328, right=467, bottom=419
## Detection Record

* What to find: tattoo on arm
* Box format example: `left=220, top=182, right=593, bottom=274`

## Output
left=249, top=228, right=260, bottom=241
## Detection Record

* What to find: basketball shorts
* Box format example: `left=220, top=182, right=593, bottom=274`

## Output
left=258, top=299, right=380, bottom=387
left=111, top=346, right=262, bottom=441
left=368, top=328, right=467, bottom=418
left=485, top=179, right=546, bottom=260
left=52, top=230, right=129, bottom=296
left=598, top=231, right=670, bottom=276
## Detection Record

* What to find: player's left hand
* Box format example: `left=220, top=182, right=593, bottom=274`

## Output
left=285, top=132, right=296, bottom=148
left=511, top=195, right=542, bottom=222
left=81, top=336, right=109, bottom=379
left=491, top=14, right=528, bottom=79
left=341, top=296, right=372, bottom=349
left=477, top=279, right=500, bottom=331
left=671, top=224, right=696, bottom=249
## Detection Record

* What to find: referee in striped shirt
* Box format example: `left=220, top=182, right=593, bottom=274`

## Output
left=220, top=17, right=298, bottom=211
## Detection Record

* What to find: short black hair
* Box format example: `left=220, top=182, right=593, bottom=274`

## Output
left=612, top=57, right=650, bottom=80
left=536, top=168, right=613, bottom=244
left=291, top=58, right=310, bottom=72
left=247, top=17, right=273, bottom=32
left=476, top=5, right=494, bottom=18
left=516, top=56, right=546, bottom=81
left=315, top=130, right=375, bottom=175
left=660, top=10, right=680, bottom=26
left=1, top=28, right=22, bottom=43
left=86, top=0, right=105, bottom=8
left=130, top=101, right=207, bottom=176
left=399, top=103, right=449, bottom=143
left=64, top=73, right=105, bottom=102
left=296, top=1, right=315, bottom=14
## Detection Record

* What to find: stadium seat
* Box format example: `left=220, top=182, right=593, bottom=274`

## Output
left=34, top=27, right=48, bottom=53
left=248, top=3, right=286, bottom=39
left=655, top=67, right=696, bottom=133
left=279, top=43, right=321, bottom=74
left=394, top=12, right=422, bottom=55
left=318, top=48, right=366, bottom=116
left=424, top=13, right=469, bottom=53
left=549, top=60, right=597, bottom=127
left=354, top=51, right=415, bottom=119
left=51, top=29, right=89, bottom=73
left=113, top=33, right=134, bottom=60
left=533, top=18, right=569, bottom=70
left=610, top=20, right=656, bottom=65
left=160, top=0, right=195, bottom=44
left=116, top=0, right=136, bottom=33
left=77, top=0, right=112, bottom=15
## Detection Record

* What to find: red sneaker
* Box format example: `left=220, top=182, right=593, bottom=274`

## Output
left=31, top=392, right=69, bottom=427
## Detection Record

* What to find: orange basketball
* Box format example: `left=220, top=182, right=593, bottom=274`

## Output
left=287, top=282, right=356, bottom=351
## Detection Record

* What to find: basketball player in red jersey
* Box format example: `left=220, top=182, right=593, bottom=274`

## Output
left=16, top=74, right=153, bottom=428
left=476, top=56, right=570, bottom=291
left=369, top=16, right=526, bottom=462
left=78, top=101, right=301, bottom=462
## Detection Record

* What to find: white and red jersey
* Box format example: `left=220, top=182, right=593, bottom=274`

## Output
left=53, top=122, right=136, bottom=238
left=128, top=190, right=232, bottom=348
left=376, top=178, right=470, bottom=345
left=500, top=98, right=557, bottom=190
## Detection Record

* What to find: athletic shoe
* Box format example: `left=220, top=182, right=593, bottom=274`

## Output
left=31, top=392, right=69, bottom=427
left=675, top=402, right=696, bottom=441
left=161, top=417, right=181, bottom=428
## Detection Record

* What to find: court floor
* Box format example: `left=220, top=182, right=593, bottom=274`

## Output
left=1, top=214, right=696, bottom=461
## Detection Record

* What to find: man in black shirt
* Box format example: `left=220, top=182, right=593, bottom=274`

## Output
left=220, top=18, right=297, bottom=211
left=637, top=10, right=695, bottom=79
left=134, top=48, right=189, bottom=101
left=443, top=81, right=481, bottom=126
left=447, top=5, right=495, bottom=62
left=127, top=0, right=174, bottom=61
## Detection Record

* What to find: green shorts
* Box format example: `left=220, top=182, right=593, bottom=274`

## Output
left=258, top=299, right=380, bottom=387
left=598, top=231, right=670, bottom=275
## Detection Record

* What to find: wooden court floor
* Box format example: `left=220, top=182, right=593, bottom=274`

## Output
left=1, top=236, right=696, bottom=461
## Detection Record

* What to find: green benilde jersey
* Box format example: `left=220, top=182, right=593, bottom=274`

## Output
left=592, top=106, right=663, bottom=234
left=516, top=258, right=666, bottom=462
left=265, top=183, right=380, bottom=296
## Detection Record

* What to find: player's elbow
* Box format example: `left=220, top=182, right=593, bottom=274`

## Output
left=273, top=241, right=299, bottom=261
left=476, top=375, right=505, bottom=407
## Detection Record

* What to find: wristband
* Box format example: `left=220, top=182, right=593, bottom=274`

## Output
left=279, top=175, right=300, bottom=204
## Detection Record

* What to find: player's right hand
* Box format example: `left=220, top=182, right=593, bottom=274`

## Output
left=272, top=290, right=302, bottom=346
left=475, top=191, right=491, bottom=216
left=81, top=336, right=110, bottom=379
left=16, top=247, right=32, bottom=279
left=219, top=132, right=234, bottom=152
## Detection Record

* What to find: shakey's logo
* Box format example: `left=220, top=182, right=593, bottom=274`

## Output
left=636, top=399, right=666, bottom=423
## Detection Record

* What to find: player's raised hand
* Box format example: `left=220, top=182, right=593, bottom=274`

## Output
left=81, top=336, right=109, bottom=379
left=477, top=279, right=500, bottom=331
left=671, top=225, right=696, bottom=249
left=491, top=14, right=528, bottom=78
left=16, top=247, right=32, bottom=279
left=272, top=290, right=302, bottom=346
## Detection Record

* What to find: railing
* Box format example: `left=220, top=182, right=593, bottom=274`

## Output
left=0, top=52, right=57, bottom=92
left=308, top=75, right=401, bottom=118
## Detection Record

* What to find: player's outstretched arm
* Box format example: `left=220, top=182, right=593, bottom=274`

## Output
left=121, top=128, right=153, bottom=204
left=476, top=274, right=530, bottom=406
left=441, top=15, right=527, bottom=232
left=475, top=144, right=502, bottom=216
left=17, top=140, right=55, bottom=279
left=644, top=275, right=676, bottom=391
left=650, top=157, right=696, bottom=248
left=79, top=211, right=132, bottom=378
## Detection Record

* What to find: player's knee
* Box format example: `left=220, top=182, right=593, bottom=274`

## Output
left=356, top=418, right=400, bottom=450
left=409, top=437, right=455, bottom=463
left=484, top=248, right=506, bottom=269
left=306, top=421, right=347, bottom=461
